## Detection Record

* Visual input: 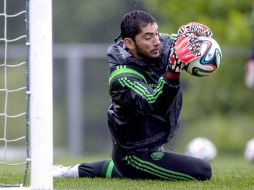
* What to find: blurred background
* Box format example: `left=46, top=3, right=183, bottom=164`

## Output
left=1, top=0, right=254, bottom=157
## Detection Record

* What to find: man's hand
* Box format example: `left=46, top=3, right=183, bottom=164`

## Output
left=167, top=34, right=201, bottom=74
left=178, top=22, right=213, bottom=38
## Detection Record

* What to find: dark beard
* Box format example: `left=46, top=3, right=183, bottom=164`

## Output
left=135, top=43, right=160, bottom=61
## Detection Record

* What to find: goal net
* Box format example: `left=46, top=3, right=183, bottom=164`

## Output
left=0, top=0, right=29, bottom=187
left=0, top=0, right=53, bottom=189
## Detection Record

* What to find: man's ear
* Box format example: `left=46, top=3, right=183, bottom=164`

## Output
left=123, top=38, right=135, bottom=50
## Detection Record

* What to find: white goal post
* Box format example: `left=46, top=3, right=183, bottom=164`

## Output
left=29, top=0, right=53, bottom=189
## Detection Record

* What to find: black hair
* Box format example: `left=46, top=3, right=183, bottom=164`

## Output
left=120, top=10, right=157, bottom=40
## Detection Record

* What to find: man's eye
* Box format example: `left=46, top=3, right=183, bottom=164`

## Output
left=145, top=35, right=152, bottom=40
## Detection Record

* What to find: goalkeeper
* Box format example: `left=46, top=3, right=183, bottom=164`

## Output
left=54, top=10, right=213, bottom=181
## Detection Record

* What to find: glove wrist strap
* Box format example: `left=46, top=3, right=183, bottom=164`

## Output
left=165, top=71, right=180, bottom=79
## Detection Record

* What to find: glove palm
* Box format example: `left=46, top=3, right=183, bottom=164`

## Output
left=167, top=34, right=201, bottom=73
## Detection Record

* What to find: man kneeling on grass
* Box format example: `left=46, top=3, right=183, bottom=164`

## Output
left=53, top=10, right=212, bottom=181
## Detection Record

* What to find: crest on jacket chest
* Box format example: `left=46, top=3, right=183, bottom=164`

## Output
left=144, top=65, right=165, bottom=83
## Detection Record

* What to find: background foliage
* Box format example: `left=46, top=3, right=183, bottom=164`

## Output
left=145, top=0, right=252, bottom=45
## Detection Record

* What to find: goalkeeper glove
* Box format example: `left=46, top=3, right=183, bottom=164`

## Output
left=178, top=22, right=213, bottom=38
left=166, top=34, right=201, bottom=76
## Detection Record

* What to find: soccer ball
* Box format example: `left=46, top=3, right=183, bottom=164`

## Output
left=185, top=137, right=217, bottom=162
left=184, top=36, right=222, bottom=77
left=244, top=138, right=254, bottom=163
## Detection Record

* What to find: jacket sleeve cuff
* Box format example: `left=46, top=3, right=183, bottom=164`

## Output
left=163, top=74, right=180, bottom=86
left=164, top=71, right=180, bottom=79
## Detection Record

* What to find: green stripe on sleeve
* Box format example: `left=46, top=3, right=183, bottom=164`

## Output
left=109, top=67, right=147, bottom=85
left=118, top=77, right=165, bottom=104
left=109, top=66, right=167, bottom=104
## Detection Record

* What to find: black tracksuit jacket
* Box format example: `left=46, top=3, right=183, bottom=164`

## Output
left=107, top=34, right=182, bottom=153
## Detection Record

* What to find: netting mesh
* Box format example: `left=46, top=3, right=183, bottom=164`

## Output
left=0, top=0, right=29, bottom=187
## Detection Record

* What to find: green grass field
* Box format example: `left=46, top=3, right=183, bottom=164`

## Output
left=54, top=154, right=254, bottom=190
left=1, top=153, right=254, bottom=190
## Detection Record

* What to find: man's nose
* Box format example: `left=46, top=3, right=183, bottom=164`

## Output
left=154, top=35, right=160, bottom=45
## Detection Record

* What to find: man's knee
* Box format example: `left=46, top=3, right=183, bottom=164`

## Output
left=195, top=160, right=212, bottom=181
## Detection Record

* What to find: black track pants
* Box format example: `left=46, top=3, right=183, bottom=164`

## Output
left=78, top=160, right=122, bottom=178
left=78, top=147, right=211, bottom=181
left=112, top=146, right=212, bottom=181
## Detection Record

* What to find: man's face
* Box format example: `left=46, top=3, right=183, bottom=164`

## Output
left=133, top=23, right=160, bottom=59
